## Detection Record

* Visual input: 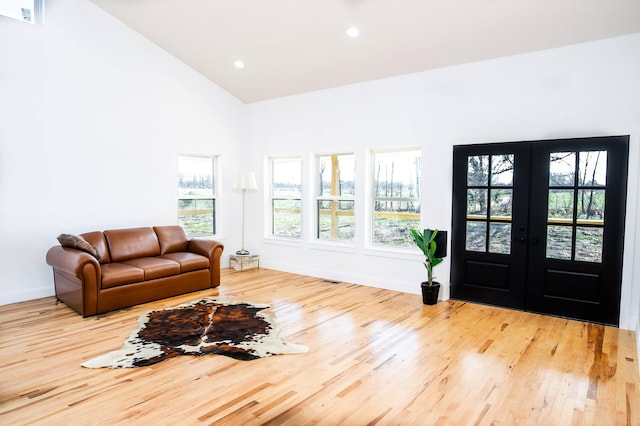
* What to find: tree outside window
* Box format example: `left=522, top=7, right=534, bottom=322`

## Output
left=317, top=154, right=355, bottom=241
left=178, top=155, right=215, bottom=237
left=372, top=149, right=421, bottom=247
left=271, top=157, right=302, bottom=237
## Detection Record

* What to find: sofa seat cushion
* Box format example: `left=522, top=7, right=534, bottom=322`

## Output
left=121, top=257, right=181, bottom=280
left=101, top=263, right=144, bottom=289
left=160, top=252, right=209, bottom=273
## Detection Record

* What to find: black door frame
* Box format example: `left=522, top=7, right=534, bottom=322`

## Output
left=451, top=136, right=629, bottom=326
left=526, top=136, right=629, bottom=325
left=451, top=142, right=530, bottom=310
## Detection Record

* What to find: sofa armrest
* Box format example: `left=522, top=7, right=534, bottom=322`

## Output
left=46, top=246, right=101, bottom=276
left=188, top=238, right=224, bottom=287
left=46, top=246, right=102, bottom=316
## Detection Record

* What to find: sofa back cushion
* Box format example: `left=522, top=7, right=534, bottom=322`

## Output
left=154, top=226, right=188, bottom=255
left=104, top=227, right=160, bottom=262
left=80, top=231, right=111, bottom=264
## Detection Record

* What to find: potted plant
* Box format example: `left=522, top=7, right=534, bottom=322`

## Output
left=410, top=228, right=444, bottom=305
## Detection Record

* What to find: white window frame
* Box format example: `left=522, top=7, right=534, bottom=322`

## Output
left=315, top=152, right=355, bottom=242
left=177, top=154, right=216, bottom=237
left=270, top=156, right=302, bottom=238
left=370, top=148, right=422, bottom=248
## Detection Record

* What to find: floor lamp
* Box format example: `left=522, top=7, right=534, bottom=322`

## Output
left=233, top=172, right=258, bottom=255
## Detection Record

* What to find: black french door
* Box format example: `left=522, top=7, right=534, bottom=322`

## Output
left=451, top=136, right=629, bottom=326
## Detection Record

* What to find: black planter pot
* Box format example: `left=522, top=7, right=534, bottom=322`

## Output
left=421, top=281, right=440, bottom=305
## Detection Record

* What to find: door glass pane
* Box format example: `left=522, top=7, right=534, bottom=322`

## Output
left=490, top=189, right=512, bottom=219
left=575, top=227, right=603, bottom=263
left=467, top=189, right=488, bottom=217
left=579, top=151, right=607, bottom=186
left=548, top=190, right=574, bottom=221
left=546, top=225, right=572, bottom=260
left=468, top=155, right=489, bottom=186
left=466, top=221, right=486, bottom=252
left=490, top=154, right=514, bottom=186
left=577, top=189, right=605, bottom=222
left=489, top=223, right=511, bottom=254
left=549, top=152, right=575, bottom=186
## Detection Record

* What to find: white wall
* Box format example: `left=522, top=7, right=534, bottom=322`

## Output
left=248, top=34, right=640, bottom=330
left=0, top=0, right=247, bottom=304
left=1, top=0, right=638, bottom=333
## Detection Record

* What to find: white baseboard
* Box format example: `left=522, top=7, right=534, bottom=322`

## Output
left=260, top=260, right=422, bottom=296
left=0, top=286, right=55, bottom=306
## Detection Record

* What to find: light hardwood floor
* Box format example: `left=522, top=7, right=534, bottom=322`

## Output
left=1, top=268, right=638, bottom=425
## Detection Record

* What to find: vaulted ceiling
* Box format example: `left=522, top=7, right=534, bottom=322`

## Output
left=90, top=0, right=640, bottom=103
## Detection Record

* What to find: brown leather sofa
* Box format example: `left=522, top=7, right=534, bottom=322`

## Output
left=46, top=226, right=224, bottom=317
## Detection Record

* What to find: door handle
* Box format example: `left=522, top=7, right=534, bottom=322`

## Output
left=515, top=236, right=539, bottom=245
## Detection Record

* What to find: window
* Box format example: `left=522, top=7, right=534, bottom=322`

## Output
left=271, top=157, right=302, bottom=237
left=465, top=154, right=514, bottom=254
left=316, top=154, right=355, bottom=241
left=177, top=155, right=215, bottom=237
left=372, top=149, right=421, bottom=247
left=546, top=150, right=607, bottom=263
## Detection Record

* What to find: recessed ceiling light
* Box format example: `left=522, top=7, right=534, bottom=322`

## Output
left=346, top=27, right=359, bottom=38
left=233, top=60, right=245, bottom=69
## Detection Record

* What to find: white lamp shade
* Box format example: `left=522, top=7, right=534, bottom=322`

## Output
left=233, top=172, right=258, bottom=190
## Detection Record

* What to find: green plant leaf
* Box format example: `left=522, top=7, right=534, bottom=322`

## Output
left=411, top=228, right=444, bottom=285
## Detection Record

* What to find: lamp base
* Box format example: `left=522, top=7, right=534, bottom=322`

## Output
left=235, top=249, right=250, bottom=255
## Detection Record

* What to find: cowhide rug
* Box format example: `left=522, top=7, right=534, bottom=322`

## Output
left=82, top=297, right=308, bottom=368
